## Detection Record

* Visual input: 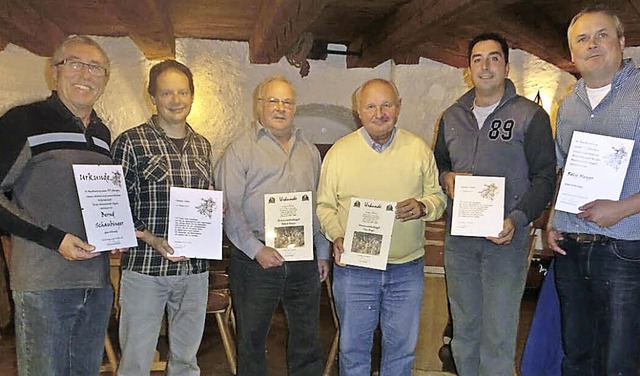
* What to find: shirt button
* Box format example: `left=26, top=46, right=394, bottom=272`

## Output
left=590, top=114, right=594, bottom=118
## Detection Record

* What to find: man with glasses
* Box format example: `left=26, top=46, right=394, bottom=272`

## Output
left=434, top=33, right=556, bottom=375
left=0, top=35, right=115, bottom=375
left=112, top=60, right=214, bottom=375
left=216, top=75, right=330, bottom=376
left=317, top=78, right=447, bottom=375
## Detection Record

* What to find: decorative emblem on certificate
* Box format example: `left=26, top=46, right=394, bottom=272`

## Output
left=264, top=191, right=314, bottom=261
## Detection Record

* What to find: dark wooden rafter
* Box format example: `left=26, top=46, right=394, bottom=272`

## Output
left=250, top=0, right=330, bottom=64
left=0, top=34, right=8, bottom=52
left=347, top=0, right=520, bottom=68
left=348, top=0, right=473, bottom=68
left=413, top=34, right=470, bottom=68
left=489, top=5, right=575, bottom=73
left=0, top=0, right=65, bottom=56
left=113, top=0, right=175, bottom=60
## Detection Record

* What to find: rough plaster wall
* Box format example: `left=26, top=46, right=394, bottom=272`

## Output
left=394, top=58, right=469, bottom=146
left=2, top=37, right=638, bottom=161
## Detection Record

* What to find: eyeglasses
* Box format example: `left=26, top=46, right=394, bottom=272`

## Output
left=362, top=102, right=396, bottom=113
left=55, top=59, right=108, bottom=77
left=259, top=97, right=296, bottom=109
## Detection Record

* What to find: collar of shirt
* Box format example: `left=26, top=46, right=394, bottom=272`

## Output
left=254, top=121, right=301, bottom=148
left=360, top=127, right=397, bottom=153
left=47, top=91, right=103, bottom=131
left=148, top=114, right=195, bottom=142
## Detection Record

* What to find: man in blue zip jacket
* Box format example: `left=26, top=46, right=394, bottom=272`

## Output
left=434, top=33, right=556, bottom=376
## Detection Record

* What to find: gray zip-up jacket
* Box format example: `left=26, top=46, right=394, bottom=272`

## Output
left=434, top=79, right=556, bottom=228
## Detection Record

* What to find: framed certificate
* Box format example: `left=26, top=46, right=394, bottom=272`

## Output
left=555, top=131, right=634, bottom=214
left=72, top=164, right=137, bottom=252
left=342, top=197, right=395, bottom=270
left=168, top=187, right=223, bottom=259
left=451, top=175, right=505, bottom=237
left=264, top=191, right=314, bottom=261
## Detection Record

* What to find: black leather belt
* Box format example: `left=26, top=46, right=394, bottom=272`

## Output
left=563, top=232, right=613, bottom=244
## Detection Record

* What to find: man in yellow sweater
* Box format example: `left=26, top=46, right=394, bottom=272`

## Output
left=317, top=78, right=447, bottom=376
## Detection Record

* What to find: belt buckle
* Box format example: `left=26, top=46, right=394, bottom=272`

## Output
left=576, top=233, right=597, bottom=243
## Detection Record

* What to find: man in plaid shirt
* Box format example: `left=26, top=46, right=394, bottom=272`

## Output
left=111, top=60, right=214, bottom=375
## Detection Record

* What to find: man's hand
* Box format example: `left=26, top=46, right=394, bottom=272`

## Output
left=332, top=237, right=346, bottom=267
left=442, top=172, right=472, bottom=199
left=486, top=218, right=515, bottom=245
left=58, top=233, right=100, bottom=261
left=546, top=225, right=566, bottom=255
left=135, top=230, right=188, bottom=262
left=577, top=199, right=627, bottom=228
left=255, top=246, right=285, bottom=269
left=318, top=259, right=330, bottom=282
left=396, top=198, right=426, bottom=222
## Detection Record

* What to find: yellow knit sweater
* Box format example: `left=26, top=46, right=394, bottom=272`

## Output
left=317, top=128, right=447, bottom=263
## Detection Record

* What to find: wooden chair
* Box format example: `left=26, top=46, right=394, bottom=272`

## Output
left=323, top=275, right=340, bottom=376
left=206, top=272, right=237, bottom=375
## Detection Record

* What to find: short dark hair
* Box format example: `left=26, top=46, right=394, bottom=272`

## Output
left=468, top=33, right=510, bottom=64
left=147, top=60, right=195, bottom=97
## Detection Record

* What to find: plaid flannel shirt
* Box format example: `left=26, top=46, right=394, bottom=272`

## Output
left=111, top=116, right=214, bottom=275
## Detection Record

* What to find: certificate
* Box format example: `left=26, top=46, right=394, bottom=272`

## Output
left=168, top=187, right=223, bottom=259
left=72, top=164, right=137, bottom=252
left=264, top=191, right=313, bottom=261
left=342, top=198, right=395, bottom=270
left=451, top=175, right=505, bottom=237
left=555, top=131, right=634, bottom=214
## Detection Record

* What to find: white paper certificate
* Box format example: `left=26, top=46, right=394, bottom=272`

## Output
left=168, top=187, right=223, bottom=259
left=451, top=176, right=505, bottom=237
left=264, top=191, right=314, bottom=261
left=555, top=131, right=634, bottom=214
left=342, top=198, right=395, bottom=270
left=72, top=165, right=137, bottom=252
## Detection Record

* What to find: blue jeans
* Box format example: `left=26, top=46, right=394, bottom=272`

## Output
left=554, top=238, right=640, bottom=376
left=13, top=287, right=113, bottom=376
left=230, top=248, right=322, bottom=376
left=332, top=258, right=424, bottom=376
left=117, top=270, right=209, bottom=376
left=444, top=227, right=529, bottom=376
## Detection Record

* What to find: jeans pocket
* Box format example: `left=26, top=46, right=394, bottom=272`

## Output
left=612, top=240, right=640, bottom=262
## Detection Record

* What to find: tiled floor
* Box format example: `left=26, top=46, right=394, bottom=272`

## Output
left=0, top=285, right=538, bottom=376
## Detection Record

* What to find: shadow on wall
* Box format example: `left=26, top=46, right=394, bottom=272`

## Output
left=295, top=103, right=359, bottom=146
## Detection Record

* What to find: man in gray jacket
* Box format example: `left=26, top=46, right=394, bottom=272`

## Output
left=434, top=33, right=556, bottom=376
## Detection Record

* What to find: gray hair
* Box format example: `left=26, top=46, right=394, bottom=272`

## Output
left=253, top=75, right=296, bottom=119
left=354, top=78, right=401, bottom=107
left=51, top=35, right=110, bottom=77
left=568, top=5, right=624, bottom=41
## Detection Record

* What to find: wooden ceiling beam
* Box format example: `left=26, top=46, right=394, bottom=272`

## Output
left=250, top=0, right=330, bottom=64
left=0, top=0, right=65, bottom=57
left=488, top=7, right=576, bottom=74
left=629, top=0, right=640, bottom=17
left=113, top=0, right=175, bottom=60
left=415, top=42, right=469, bottom=69
left=348, top=0, right=515, bottom=68
left=0, top=35, right=8, bottom=52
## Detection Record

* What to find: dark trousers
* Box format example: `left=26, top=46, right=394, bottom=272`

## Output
left=555, top=238, right=640, bottom=376
left=229, top=246, right=322, bottom=376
